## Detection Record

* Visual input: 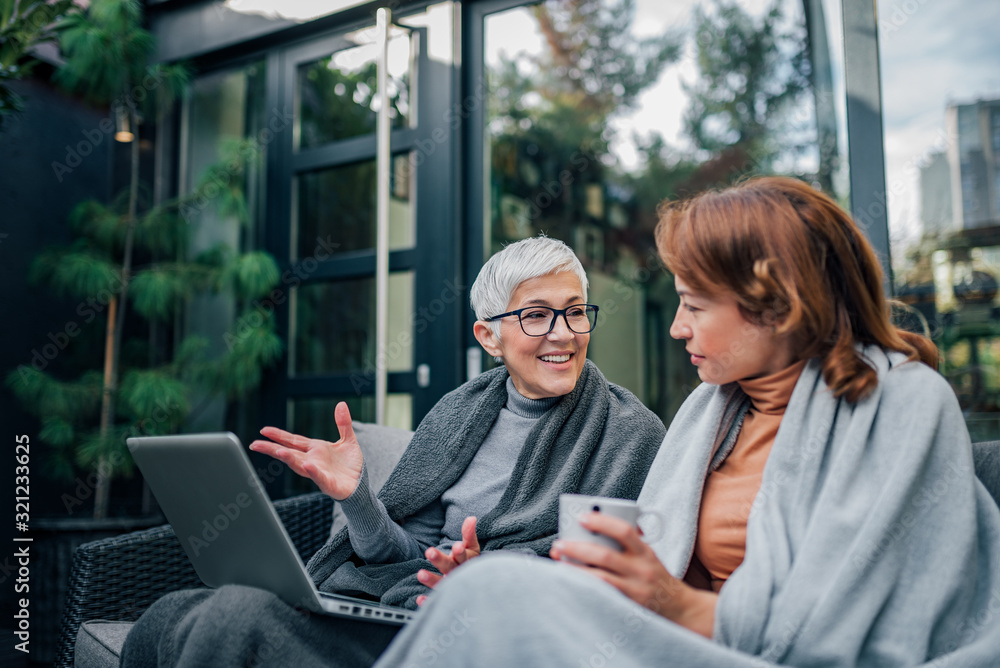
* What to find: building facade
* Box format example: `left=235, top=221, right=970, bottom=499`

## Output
left=7, top=0, right=996, bottom=505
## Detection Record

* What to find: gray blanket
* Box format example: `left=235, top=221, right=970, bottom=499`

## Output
left=307, top=359, right=665, bottom=609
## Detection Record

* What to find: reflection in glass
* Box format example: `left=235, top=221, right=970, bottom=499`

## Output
left=484, top=0, right=846, bottom=421
left=293, top=153, right=414, bottom=259
left=287, top=392, right=412, bottom=496
left=291, top=272, right=414, bottom=376
left=291, top=395, right=375, bottom=439
left=182, top=61, right=267, bottom=432
left=880, top=0, right=1000, bottom=439
left=296, top=31, right=412, bottom=150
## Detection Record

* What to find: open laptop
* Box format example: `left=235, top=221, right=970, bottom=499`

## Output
left=127, top=432, right=414, bottom=626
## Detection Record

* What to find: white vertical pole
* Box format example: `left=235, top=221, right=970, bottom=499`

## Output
left=375, top=7, right=391, bottom=425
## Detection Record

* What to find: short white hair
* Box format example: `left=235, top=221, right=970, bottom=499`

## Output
left=471, top=235, right=589, bottom=342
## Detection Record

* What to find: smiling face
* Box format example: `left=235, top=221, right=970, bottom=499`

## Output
left=669, top=277, right=797, bottom=385
left=474, top=272, right=590, bottom=399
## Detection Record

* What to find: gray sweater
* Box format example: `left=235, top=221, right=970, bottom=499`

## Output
left=339, top=378, right=559, bottom=563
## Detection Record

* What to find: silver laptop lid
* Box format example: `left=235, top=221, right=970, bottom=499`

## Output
left=127, top=432, right=411, bottom=625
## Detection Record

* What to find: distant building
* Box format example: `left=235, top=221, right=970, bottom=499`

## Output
left=920, top=151, right=953, bottom=236
left=946, top=98, right=1000, bottom=229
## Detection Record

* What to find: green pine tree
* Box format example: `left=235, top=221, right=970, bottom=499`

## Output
left=6, top=0, right=282, bottom=519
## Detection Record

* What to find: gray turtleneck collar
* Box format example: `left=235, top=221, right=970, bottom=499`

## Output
left=504, top=376, right=562, bottom=418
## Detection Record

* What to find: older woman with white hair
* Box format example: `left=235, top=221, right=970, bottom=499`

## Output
left=121, top=235, right=666, bottom=668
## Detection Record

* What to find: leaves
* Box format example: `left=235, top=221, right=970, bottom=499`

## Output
left=0, top=0, right=73, bottom=128
left=68, top=199, right=126, bottom=251
left=225, top=251, right=280, bottom=301
left=188, top=141, right=255, bottom=225
left=29, top=241, right=121, bottom=300
left=40, top=415, right=76, bottom=448
left=55, top=0, right=155, bottom=105
left=211, top=309, right=284, bottom=398
left=683, top=0, right=810, bottom=164
left=134, top=204, right=190, bottom=256
left=129, top=267, right=185, bottom=321
left=76, top=425, right=134, bottom=475
left=531, top=0, right=681, bottom=117
left=5, top=366, right=102, bottom=422
left=118, top=369, right=189, bottom=426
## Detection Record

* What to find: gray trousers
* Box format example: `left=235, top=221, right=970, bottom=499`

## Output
left=120, top=585, right=400, bottom=668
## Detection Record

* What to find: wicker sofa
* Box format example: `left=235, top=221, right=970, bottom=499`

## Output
left=59, top=438, right=1000, bottom=668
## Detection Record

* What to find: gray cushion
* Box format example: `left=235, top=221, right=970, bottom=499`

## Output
left=75, top=621, right=133, bottom=668
left=973, top=440, right=1000, bottom=505
left=331, top=422, right=413, bottom=536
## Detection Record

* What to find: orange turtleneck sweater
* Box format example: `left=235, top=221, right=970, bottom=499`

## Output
left=689, top=360, right=806, bottom=592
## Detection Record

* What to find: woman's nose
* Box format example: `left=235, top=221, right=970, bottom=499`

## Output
left=546, top=314, right=574, bottom=340
left=669, top=311, right=690, bottom=340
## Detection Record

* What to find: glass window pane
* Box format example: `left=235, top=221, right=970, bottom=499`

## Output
left=289, top=393, right=413, bottom=439
left=483, top=0, right=846, bottom=422
left=879, top=0, right=1000, bottom=440
left=182, top=61, right=266, bottom=431
left=293, top=153, right=414, bottom=259
left=290, top=395, right=375, bottom=438
left=290, top=271, right=414, bottom=376
left=386, top=271, right=415, bottom=372
left=296, top=31, right=413, bottom=150
left=385, top=393, right=413, bottom=432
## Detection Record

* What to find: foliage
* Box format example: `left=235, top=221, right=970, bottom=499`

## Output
left=0, top=0, right=73, bottom=128
left=55, top=0, right=189, bottom=120
left=683, top=0, right=811, bottom=171
left=299, top=58, right=409, bottom=148
left=485, top=0, right=682, bottom=256
left=7, top=90, right=281, bottom=520
left=490, top=0, right=680, bottom=157
left=8, top=142, right=282, bottom=489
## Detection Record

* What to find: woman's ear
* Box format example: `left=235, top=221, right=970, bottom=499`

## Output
left=473, top=321, right=504, bottom=359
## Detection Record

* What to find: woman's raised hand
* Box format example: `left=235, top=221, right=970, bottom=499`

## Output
left=550, top=513, right=717, bottom=638
left=249, top=402, right=365, bottom=501
left=414, top=516, right=481, bottom=605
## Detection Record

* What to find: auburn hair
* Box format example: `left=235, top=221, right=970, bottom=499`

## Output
left=655, top=176, right=938, bottom=403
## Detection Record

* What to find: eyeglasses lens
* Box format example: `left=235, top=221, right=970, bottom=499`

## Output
left=519, top=307, right=596, bottom=336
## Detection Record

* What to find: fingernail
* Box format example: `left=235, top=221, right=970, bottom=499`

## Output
left=552, top=540, right=563, bottom=551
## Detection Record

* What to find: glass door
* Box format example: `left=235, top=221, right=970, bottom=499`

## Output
left=263, top=4, right=462, bottom=448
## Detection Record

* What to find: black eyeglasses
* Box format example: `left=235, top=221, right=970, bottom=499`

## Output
left=485, top=304, right=599, bottom=337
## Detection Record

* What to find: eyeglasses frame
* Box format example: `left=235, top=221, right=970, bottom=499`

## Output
left=484, top=303, right=600, bottom=337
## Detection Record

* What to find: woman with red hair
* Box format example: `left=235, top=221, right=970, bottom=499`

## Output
left=374, top=176, right=1000, bottom=667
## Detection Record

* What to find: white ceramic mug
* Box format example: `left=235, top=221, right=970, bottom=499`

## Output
left=558, top=493, right=664, bottom=553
